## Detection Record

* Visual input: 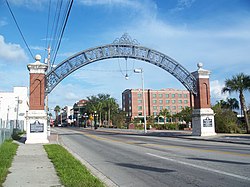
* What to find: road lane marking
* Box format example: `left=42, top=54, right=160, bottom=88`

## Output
left=147, top=153, right=250, bottom=181
left=65, top=129, right=250, bottom=157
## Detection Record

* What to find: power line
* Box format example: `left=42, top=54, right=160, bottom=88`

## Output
left=5, top=0, right=34, bottom=59
left=51, top=0, right=74, bottom=67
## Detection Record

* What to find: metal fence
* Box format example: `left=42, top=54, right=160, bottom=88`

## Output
left=0, top=118, right=24, bottom=145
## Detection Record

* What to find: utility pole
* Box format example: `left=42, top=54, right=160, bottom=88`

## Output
left=45, top=46, right=51, bottom=135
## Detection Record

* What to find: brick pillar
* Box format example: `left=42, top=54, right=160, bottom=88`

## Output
left=25, top=55, right=49, bottom=144
left=28, top=56, right=47, bottom=110
left=191, top=63, right=216, bottom=136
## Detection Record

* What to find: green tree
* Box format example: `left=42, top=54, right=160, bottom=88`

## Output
left=212, top=103, right=241, bottom=133
left=177, top=107, right=192, bottom=123
left=54, top=105, right=61, bottom=125
left=222, top=73, right=250, bottom=133
left=159, top=108, right=171, bottom=124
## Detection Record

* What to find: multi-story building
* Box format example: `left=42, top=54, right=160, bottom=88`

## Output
left=0, top=87, right=29, bottom=131
left=122, top=88, right=193, bottom=120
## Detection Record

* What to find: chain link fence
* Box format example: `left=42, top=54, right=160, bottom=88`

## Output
left=0, top=118, right=24, bottom=145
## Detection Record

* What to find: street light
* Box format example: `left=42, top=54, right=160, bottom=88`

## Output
left=134, top=68, right=147, bottom=134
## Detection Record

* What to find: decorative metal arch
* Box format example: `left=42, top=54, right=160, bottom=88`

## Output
left=46, top=33, right=197, bottom=95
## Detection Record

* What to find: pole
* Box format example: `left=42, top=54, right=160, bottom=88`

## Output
left=141, top=71, right=147, bottom=134
left=16, top=96, right=19, bottom=129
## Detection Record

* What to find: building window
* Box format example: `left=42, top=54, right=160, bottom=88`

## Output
left=138, top=100, right=142, bottom=104
left=184, top=94, right=188, bottom=98
left=153, top=100, right=157, bottom=104
left=159, top=100, right=163, bottom=104
left=138, top=93, right=142, bottom=98
left=166, top=100, right=170, bottom=104
left=138, top=106, right=142, bottom=110
left=178, top=94, right=182, bottom=98
left=153, top=94, right=157, bottom=98
left=153, top=112, right=157, bottom=116
left=160, top=106, right=163, bottom=110
left=172, top=100, right=175, bottom=104
left=184, top=100, right=188, bottom=104
left=165, top=94, right=169, bottom=98
left=178, top=106, right=182, bottom=109
left=166, top=106, right=170, bottom=109
left=172, top=106, right=176, bottom=110
left=153, top=106, right=157, bottom=110
left=159, top=94, right=163, bottom=98
left=178, top=100, right=182, bottom=104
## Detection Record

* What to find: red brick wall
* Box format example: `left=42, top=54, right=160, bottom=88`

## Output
left=29, top=73, right=45, bottom=110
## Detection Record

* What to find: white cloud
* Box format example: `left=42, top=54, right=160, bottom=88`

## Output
left=210, top=80, right=229, bottom=101
left=0, top=18, right=8, bottom=27
left=7, top=0, right=48, bottom=10
left=171, top=0, right=196, bottom=12
left=0, top=35, right=28, bottom=63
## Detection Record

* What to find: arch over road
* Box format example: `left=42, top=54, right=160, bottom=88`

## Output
left=45, top=33, right=197, bottom=95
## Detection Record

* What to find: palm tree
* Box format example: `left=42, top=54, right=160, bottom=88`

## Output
left=159, top=108, right=171, bottom=124
left=222, top=73, right=250, bottom=133
left=54, top=105, right=61, bottom=125
left=226, top=98, right=239, bottom=110
left=104, top=98, right=118, bottom=126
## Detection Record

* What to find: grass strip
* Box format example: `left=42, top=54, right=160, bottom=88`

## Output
left=44, top=144, right=104, bottom=187
left=0, top=140, right=18, bottom=186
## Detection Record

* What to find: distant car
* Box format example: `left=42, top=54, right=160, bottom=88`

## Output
left=57, top=124, right=62, bottom=127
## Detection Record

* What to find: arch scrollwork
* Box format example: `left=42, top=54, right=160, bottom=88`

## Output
left=46, top=33, right=197, bottom=95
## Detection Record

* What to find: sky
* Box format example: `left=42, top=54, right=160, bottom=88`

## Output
left=0, top=0, right=250, bottom=111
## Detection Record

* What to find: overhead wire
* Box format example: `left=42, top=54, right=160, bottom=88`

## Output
left=5, top=0, right=34, bottom=59
left=51, top=0, right=74, bottom=67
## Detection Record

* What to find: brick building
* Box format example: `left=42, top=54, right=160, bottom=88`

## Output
left=122, top=88, right=193, bottom=120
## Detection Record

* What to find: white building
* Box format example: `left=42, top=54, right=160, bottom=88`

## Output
left=0, top=87, right=29, bottom=131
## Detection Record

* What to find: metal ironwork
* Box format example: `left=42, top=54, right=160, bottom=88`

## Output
left=46, top=33, right=197, bottom=95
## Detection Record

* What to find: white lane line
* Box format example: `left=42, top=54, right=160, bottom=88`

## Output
left=147, top=153, right=250, bottom=181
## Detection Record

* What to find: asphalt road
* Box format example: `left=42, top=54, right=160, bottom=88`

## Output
left=55, top=127, right=250, bottom=187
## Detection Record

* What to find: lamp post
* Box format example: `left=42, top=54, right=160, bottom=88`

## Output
left=134, top=68, right=147, bottom=134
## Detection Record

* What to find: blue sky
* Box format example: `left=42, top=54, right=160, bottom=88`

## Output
left=0, top=0, right=250, bottom=110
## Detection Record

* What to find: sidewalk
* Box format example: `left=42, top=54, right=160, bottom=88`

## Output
left=3, top=134, right=62, bottom=187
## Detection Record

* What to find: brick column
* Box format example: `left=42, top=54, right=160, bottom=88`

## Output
left=191, top=63, right=216, bottom=136
left=25, top=55, right=49, bottom=144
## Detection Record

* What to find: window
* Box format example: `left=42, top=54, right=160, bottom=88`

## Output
left=138, top=93, right=142, bottom=98
left=166, top=106, right=170, bottom=109
left=159, top=94, right=163, bottom=98
left=172, top=106, right=176, bottom=110
left=160, top=106, right=163, bottom=110
left=178, top=106, right=182, bottom=109
left=138, top=106, right=142, bottom=110
left=153, top=94, right=157, bottom=98
left=159, top=100, right=163, bottom=104
left=178, top=94, right=182, bottom=98
left=172, top=94, right=175, bottom=98
left=153, top=100, right=157, bottom=104
left=178, top=100, right=182, bottom=104
left=129, top=106, right=132, bottom=110
left=184, top=94, right=188, bottom=98
left=172, top=100, right=176, bottom=104
left=153, top=112, right=157, bottom=116
left=153, top=106, right=157, bottom=110
left=184, top=100, right=188, bottom=104
left=138, top=100, right=142, bottom=104
left=138, top=112, right=142, bottom=116
left=166, top=100, right=170, bottom=104
left=165, top=94, right=169, bottom=98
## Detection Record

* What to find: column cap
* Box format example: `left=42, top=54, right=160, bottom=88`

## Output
left=192, top=63, right=210, bottom=79
left=27, top=54, right=48, bottom=74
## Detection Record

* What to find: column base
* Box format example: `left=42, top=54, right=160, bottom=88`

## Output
left=25, top=110, right=49, bottom=144
left=192, top=108, right=217, bottom=136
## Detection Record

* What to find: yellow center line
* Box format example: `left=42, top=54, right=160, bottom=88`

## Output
left=75, top=130, right=250, bottom=157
